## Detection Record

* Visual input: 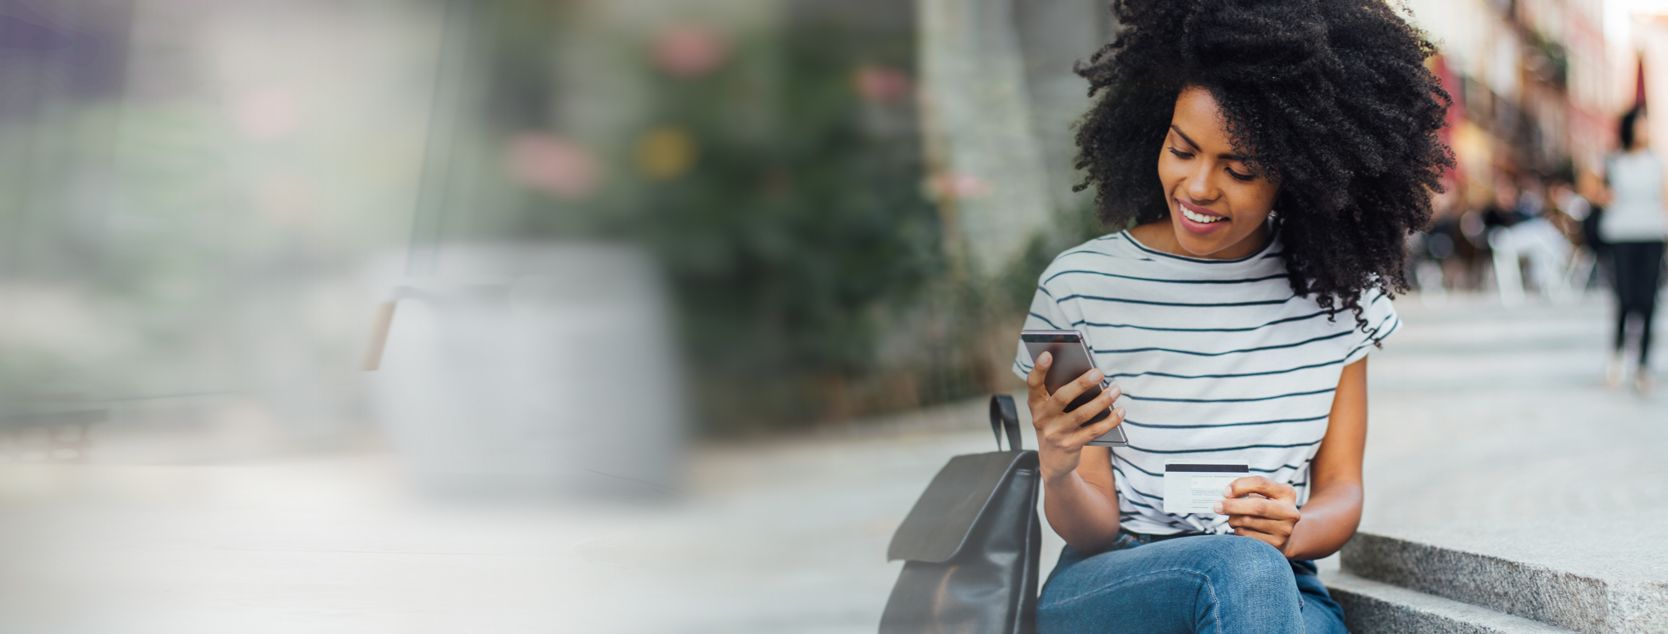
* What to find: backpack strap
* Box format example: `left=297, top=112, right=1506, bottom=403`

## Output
left=989, top=394, right=1022, bottom=452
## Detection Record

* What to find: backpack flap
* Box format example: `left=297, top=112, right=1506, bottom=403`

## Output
left=887, top=449, right=1039, bottom=563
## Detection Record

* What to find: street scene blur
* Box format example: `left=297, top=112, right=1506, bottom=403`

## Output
left=0, top=0, right=1664, bottom=632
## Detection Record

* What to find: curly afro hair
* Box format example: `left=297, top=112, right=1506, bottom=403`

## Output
left=1072, top=0, right=1453, bottom=336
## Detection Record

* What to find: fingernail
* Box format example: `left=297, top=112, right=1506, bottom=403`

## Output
left=1223, top=485, right=1233, bottom=496
left=1039, top=351, right=1051, bottom=365
left=1212, top=502, right=1224, bottom=514
left=1089, top=369, right=1103, bottom=382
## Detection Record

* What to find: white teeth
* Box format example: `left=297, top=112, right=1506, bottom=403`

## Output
left=1181, top=207, right=1225, bottom=224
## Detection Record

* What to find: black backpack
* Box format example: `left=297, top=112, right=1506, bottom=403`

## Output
left=880, top=395, right=1042, bottom=633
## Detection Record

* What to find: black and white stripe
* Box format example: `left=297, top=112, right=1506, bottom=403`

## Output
left=1013, top=230, right=1398, bottom=535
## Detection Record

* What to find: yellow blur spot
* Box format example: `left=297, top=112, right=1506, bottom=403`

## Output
left=636, top=127, right=696, bottom=180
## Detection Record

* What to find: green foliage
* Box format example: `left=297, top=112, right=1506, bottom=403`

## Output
left=484, top=9, right=1104, bottom=435
left=532, top=20, right=944, bottom=432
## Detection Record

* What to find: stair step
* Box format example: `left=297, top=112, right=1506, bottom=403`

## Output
left=1322, top=570, right=1574, bottom=634
left=1340, top=528, right=1668, bottom=633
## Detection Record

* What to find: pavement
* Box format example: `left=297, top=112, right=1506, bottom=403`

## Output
left=0, top=290, right=1660, bottom=633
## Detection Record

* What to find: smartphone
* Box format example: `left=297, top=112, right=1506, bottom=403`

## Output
left=1021, top=329, right=1129, bottom=447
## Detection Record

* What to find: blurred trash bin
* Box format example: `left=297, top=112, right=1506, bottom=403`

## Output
left=363, top=243, right=687, bottom=501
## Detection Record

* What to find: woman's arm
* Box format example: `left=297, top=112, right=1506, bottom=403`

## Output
left=1655, top=155, right=1668, bottom=221
left=1042, top=445, right=1122, bottom=554
left=1025, top=354, right=1128, bottom=555
left=1219, top=356, right=1368, bottom=558
left=1282, top=356, right=1369, bottom=560
left=1592, top=159, right=1613, bottom=206
left=1659, top=175, right=1668, bottom=224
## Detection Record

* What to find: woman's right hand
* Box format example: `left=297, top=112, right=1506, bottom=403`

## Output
left=1025, top=351, right=1126, bottom=483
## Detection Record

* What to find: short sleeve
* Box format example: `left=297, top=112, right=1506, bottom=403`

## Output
left=1341, top=286, right=1401, bottom=365
left=1011, top=279, right=1075, bottom=381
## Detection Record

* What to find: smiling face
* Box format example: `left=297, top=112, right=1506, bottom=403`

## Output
left=1149, top=85, right=1279, bottom=259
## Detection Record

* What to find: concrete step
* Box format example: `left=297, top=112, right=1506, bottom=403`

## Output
left=1339, top=524, right=1668, bottom=633
left=1322, top=570, right=1574, bottom=634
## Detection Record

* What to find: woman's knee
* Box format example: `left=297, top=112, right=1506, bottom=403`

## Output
left=1188, top=536, right=1296, bottom=597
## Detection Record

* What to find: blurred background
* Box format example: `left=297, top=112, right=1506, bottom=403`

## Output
left=0, top=0, right=1663, bottom=632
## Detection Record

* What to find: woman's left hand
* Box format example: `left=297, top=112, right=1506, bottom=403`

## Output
left=1214, top=476, right=1301, bottom=555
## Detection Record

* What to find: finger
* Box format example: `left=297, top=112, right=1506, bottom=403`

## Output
left=1216, top=496, right=1272, bottom=518
left=1227, top=475, right=1298, bottom=504
left=1025, top=352, right=1051, bottom=404
left=1226, top=515, right=1294, bottom=537
left=1216, top=497, right=1300, bottom=521
left=1225, top=475, right=1270, bottom=498
left=1048, top=367, right=1105, bottom=411
left=1067, top=406, right=1126, bottom=446
left=1067, top=384, right=1123, bottom=426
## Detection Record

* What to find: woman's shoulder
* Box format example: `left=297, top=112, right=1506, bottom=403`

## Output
left=1045, top=231, right=1140, bottom=267
left=1037, top=232, right=1161, bottom=287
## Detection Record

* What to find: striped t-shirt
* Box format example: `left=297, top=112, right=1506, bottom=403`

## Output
left=1011, top=228, right=1399, bottom=535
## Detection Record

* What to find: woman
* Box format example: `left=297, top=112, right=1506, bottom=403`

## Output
left=1009, top=1, right=1451, bottom=631
left=1600, top=107, right=1667, bottom=394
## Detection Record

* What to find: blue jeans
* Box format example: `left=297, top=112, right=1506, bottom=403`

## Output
left=1038, top=530, right=1347, bottom=633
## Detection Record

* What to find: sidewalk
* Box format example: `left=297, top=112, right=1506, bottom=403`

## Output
left=0, top=292, right=1659, bottom=633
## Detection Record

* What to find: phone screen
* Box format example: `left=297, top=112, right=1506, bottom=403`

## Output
left=1020, top=329, right=1128, bottom=446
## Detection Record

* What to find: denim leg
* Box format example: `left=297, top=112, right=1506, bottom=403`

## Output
left=1038, top=535, right=1305, bottom=634
left=1290, top=559, right=1348, bottom=634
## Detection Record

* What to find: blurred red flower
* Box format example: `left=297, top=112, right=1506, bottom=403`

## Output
left=651, top=25, right=729, bottom=78
left=853, top=65, right=912, bottom=103
left=928, top=171, right=991, bottom=200
left=506, top=132, right=602, bottom=200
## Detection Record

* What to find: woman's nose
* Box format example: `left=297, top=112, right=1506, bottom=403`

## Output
left=1185, top=165, right=1218, bottom=202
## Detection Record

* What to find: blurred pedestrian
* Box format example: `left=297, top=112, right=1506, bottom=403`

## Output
left=1599, top=107, right=1667, bottom=394
left=1482, top=175, right=1573, bottom=303
left=1481, top=178, right=1527, bottom=229
left=1549, top=170, right=1602, bottom=293
left=1577, top=168, right=1610, bottom=265
left=1410, top=175, right=1466, bottom=295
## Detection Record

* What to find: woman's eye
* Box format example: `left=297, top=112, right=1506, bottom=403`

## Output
left=1167, top=147, right=1193, bottom=159
left=1226, top=168, right=1255, bottom=182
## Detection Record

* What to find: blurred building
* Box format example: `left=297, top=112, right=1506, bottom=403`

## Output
left=1407, top=0, right=1622, bottom=206
left=1629, top=8, right=1668, bottom=142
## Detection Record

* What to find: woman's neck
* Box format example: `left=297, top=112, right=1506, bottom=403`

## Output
left=1128, top=219, right=1271, bottom=261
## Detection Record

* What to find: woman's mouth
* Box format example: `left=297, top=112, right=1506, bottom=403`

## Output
left=1176, top=199, right=1229, bottom=234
